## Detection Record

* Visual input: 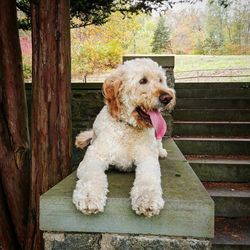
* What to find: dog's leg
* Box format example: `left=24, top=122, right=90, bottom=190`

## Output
left=131, top=156, right=164, bottom=217
left=157, top=139, right=168, bottom=158
left=73, top=147, right=108, bottom=215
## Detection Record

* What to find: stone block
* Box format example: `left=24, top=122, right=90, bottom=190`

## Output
left=43, top=232, right=211, bottom=250
left=43, top=232, right=101, bottom=250
left=40, top=139, right=214, bottom=239
left=123, top=55, right=175, bottom=68
left=101, top=234, right=211, bottom=250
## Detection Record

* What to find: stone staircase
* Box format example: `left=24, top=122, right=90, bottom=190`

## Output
left=172, top=82, right=250, bottom=250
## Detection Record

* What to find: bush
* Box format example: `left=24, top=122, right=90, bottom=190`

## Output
left=71, top=39, right=123, bottom=78
left=223, top=44, right=250, bottom=55
left=23, top=63, right=32, bottom=79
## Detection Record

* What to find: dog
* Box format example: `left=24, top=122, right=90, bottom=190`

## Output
left=73, top=58, right=176, bottom=217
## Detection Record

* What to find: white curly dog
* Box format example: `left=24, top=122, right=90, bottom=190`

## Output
left=73, top=58, right=176, bottom=217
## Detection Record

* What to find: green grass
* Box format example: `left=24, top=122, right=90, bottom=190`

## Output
left=175, top=55, right=250, bottom=72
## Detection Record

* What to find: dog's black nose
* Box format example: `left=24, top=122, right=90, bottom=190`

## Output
left=159, top=93, right=172, bottom=105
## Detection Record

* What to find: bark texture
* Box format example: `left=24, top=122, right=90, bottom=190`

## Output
left=26, top=0, right=72, bottom=249
left=0, top=0, right=30, bottom=249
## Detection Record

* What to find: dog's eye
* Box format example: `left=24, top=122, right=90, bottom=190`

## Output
left=139, top=78, right=148, bottom=84
left=159, top=78, right=163, bottom=83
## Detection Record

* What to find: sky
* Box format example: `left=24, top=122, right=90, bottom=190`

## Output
left=152, top=0, right=206, bottom=17
left=169, top=0, right=206, bottom=12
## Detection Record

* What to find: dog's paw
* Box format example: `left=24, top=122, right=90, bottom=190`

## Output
left=131, top=191, right=164, bottom=217
left=158, top=148, right=168, bottom=159
left=75, top=130, right=93, bottom=149
left=73, top=180, right=107, bottom=215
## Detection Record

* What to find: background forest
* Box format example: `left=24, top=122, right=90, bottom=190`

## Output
left=19, top=0, right=250, bottom=80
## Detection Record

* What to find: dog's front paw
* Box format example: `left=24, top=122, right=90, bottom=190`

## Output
left=131, top=190, right=164, bottom=217
left=159, top=148, right=168, bottom=159
left=73, top=180, right=107, bottom=215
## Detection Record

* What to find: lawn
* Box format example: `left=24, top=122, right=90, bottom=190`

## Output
left=175, top=55, right=250, bottom=72
left=174, top=55, right=250, bottom=82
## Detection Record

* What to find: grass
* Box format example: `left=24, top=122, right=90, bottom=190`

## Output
left=175, top=55, right=250, bottom=72
left=174, top=55, right=250, bottom=82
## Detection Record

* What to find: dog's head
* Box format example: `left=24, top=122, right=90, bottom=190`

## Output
left=103, top=58, right=176, bottom=139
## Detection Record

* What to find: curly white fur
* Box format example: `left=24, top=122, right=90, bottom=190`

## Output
left=73, top=58, right=176, bottom=217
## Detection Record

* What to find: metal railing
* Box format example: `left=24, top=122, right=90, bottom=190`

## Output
left=175, top=68, right=250, bottom=82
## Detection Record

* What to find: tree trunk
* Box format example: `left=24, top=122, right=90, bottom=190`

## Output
left=0, top=0, right=30, bottom=249
left=26, top=0, right=72, bottom=249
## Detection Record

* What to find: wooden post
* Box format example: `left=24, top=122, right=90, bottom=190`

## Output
left=26, top=0, right=72, bottom=249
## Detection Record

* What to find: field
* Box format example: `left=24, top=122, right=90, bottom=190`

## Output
left=174, top=55, right=250, bottom=82
left=175, top=55, right=250, bottom=72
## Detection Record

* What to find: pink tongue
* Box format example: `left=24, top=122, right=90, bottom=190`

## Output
left=147, top=110, right=167, bottom=139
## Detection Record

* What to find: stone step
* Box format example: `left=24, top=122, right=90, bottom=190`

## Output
left=203, top=182, right=250, bottom=217
left=176, top=98, right=250, bottom=109
left=212, top=217, right=250, bottom=250
left=173, top=121, right=250, bottom=137
left=173, top=109, right=250, bottom=122
left=174, top=137, right=250, bottom=156
left=175, top=82, right=250, bottom=89
left=187, top=156, right=250, bottom=182
left=176, top=88, right=250, bottom=98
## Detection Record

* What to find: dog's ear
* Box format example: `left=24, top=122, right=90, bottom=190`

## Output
left=103, top=77, right=123, bottom=119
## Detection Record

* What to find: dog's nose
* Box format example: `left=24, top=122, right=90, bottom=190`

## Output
left=159, top=93, right=172, bottom=105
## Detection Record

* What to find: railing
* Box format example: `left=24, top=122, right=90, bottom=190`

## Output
left=27, top=68, right=250, bottom=83
left=175, top=68, right=250, bottom=82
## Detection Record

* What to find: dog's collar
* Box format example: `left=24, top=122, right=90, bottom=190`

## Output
left=118, top=119, right=133, bottom=128
left=118, top=118, right=147, bottom=132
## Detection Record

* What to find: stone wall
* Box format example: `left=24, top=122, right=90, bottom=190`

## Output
left=25, top=81, right=174, bottom=168
left=25, top=84, right=104, bottom=167
left=43, top=232, right=211, bottom=250
left=165, top=66, right=175, bottom=88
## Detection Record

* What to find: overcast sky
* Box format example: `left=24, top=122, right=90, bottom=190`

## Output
left=170, top=0, right=206, bottom=12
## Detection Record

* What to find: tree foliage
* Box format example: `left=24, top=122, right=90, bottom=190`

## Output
left=152, top=16, right=172, bottom=53
left=201, top=0, right=250, bottom=54
left=71, top=12, right=143, bottom=78
left=19, top=0, right=249, bottom=80
left=17, top=0, right=230, bottom=30
left=160, top=0, right=250, bottom=55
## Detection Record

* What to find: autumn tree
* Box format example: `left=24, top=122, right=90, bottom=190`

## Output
left=201, top=0, right=250, bottom=54
left=71, top=12, right=145, bottom=78
left=224, top=0, right=250, bottom=54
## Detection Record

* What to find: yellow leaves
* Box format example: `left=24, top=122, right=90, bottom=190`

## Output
left=71, top=12, right=151, bottom=78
